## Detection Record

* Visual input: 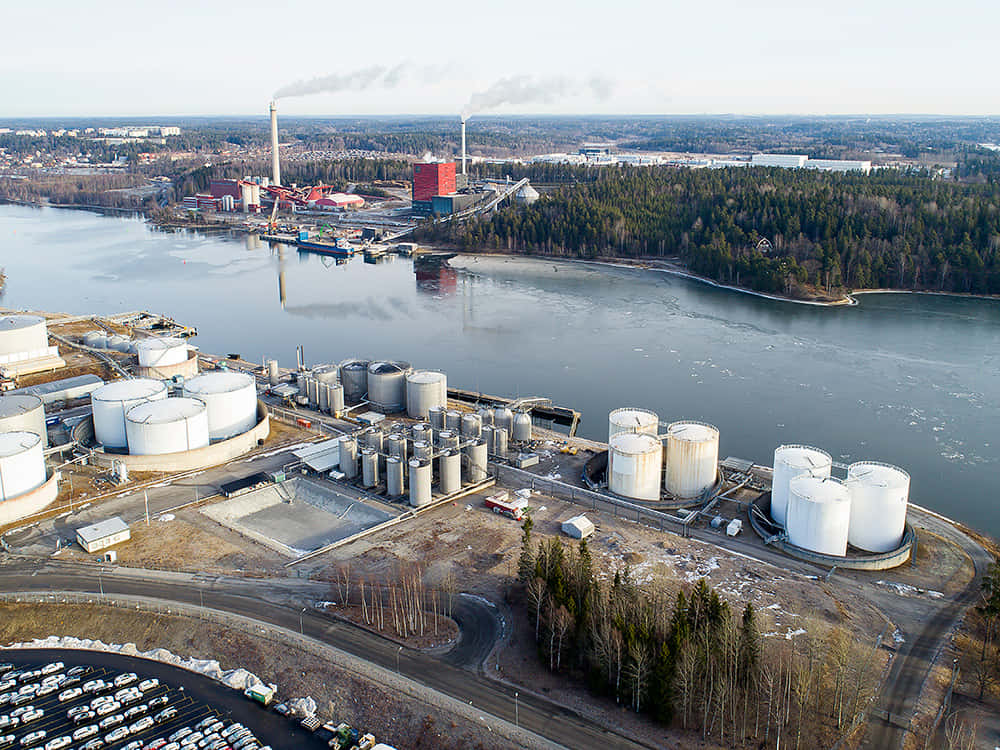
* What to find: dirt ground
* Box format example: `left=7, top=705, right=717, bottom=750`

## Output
left=0, top=602, right=532, bottom=750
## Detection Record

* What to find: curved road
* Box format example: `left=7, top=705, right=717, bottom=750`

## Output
left=0, top=557, right=648, bottom=750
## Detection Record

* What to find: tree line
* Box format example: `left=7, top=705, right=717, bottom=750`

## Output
left=421, top=166, right=1000, bottom=296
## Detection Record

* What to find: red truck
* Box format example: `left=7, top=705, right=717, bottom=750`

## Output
left=485, top=491, right=528, bottom=521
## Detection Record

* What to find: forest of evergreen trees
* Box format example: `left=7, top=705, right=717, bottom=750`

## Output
left=423, top=166, right=1000, bottom=297
left=516, top=519, right=883, bottom=747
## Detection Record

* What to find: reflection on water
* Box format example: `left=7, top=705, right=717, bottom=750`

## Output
left=2, top=205, right=999, bottom=535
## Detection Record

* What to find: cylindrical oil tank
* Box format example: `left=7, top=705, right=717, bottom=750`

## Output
left=846, top=462, right=910, bottom=553
left=477, top=406, right=494, bottom=427
left=386, top=456, right=405, bottom=498
left=493, top=407, right=513, bottom=436
left=428, top=405, right=446, bottom=431
left=107, top=334, right=131, bottom=353
left=437, top=429, right=459, bottom=451
left=0, top=315, right=48, bottom=357
left=512, top=412, right=532, bottom=443
left=266, top=359, right=279, bottom=386
left=771, top=445, right=833, bottom=526
left=439, top=449, right=461, bottom=494
left=313, top=366, right=339, bottom=385
left=83, top=331, right=107, bottom=350
left=0, top=395, right=47, bottom=447
left=483, top=425, right=496, bottom=454
left=786, top=476, right=851, bottom=556
left=411, top=423, right=431, bottom=444
left=412, top=440, right=433, bottom=463
left=361, top=448, right=379, bottom=488
left=182, top=371, right=257, bottom=441
left=338, top=359, right=370, bottom=403
left=362, top=428, right=383, bottom=453
left=408, top=459, right=432, bottom=507
left=608, top=432, right=663, bottom=502
left=91, top=378, right=168, bottom=449
left=444, top=410, right=462, bottom=431
left=136, top=337, right=189, bottom=368
left=386, top=433, right=408, bottom=461
left=463, top=439, right=488, bottom=483
left=405, top=370, right=447, bottom=419
left=318, top=382, right=330, bottom=413
left=0, top=431, right=46, bottom=500
left=328, top=383, right=345, bottom=415
left=124, top=397, right=209, bottom=455
left=665, top=421, right=719, bottom=499
left=307, top=377, right=320, bottom=408
left=608, top=408, right=659, bottom=441
left=494, top=427, right=508, bottom=458
left=366, top=360, right=411, bottom=413
left=461, top=413, right=482, bottom=439
left=338, top=436, right=358, bottom=478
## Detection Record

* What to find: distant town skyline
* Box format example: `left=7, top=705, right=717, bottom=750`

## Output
left=2, top=0, right=997, bottom=117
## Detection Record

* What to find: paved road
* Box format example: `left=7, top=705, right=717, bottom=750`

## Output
left=0, top=558, right=649, bottom=750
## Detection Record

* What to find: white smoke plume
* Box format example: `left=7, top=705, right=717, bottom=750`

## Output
left=274, top=62, right=452, bottom=100
left=462, top=74, right=615, bottom=120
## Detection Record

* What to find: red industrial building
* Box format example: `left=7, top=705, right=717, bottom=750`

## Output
left=412, top=162, right=456, bottom=202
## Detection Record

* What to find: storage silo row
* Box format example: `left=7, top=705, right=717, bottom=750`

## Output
left=608, top=408, right=659, bottom=442
left=771, top=445, right=832, bottom=526
left=0, top=395, right=48, bottom=447
left=124, top=398, right=209, bottom=456
left=608, top=432, right=662, bottom=502
left=182, top=371, right=257, bottom=441
left=846, top=462, right=909, bottom=553
left=406, top=370, right=447, bottom=419
left=664, top=421, right=719, bottom=499
left=92, top=379, right=169, bottom=449
left=786, top=476, right=851, bottom=557
left=0, top=431, right=46, bottom=501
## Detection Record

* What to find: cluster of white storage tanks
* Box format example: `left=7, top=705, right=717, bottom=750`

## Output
left=606, top=408, right=720, bottom=502
left=770, top=445, right=910, bottom=556
left=83, top=331, right=133, bottom=353
left=92, top=379, right=169, bottom=449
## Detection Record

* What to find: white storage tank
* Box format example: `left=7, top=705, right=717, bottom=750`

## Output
left=339, top=436, right=358, bottom=479
left=125, top=397, right=209, bottom=455
left=406, top=370, right=447, bottom=418
left=107, top=334, right=131, bottom=353
left=846, top=462, right=910, bottom=553
left=91, top=379, right=169, bottom=449
left=0, top=395, right=47, bottom=447
left=512, top=412, right=532, bottom=442
left=84, top=331, right=108, bottom=350
left=428, top=405, right=447, bottom=431
left=463, top=438, right=488, bottom=483
left=136, top=337, right=189, bottom=368
left=608, top=432, right=662, bottom=502
left=367, top=361, right=411, bottom=413
left=0, top=315, right=48, bottom=356
left=439, top=449, right=461, bottom=494
left=608, top=408, right=659, bottom=441
left=0, top=431, right=46, bottom=501
left=786, top=475, right=851, bottom=556
left=183, top=371, right=257, bottom=441
left=409, top=458, right=432, bottom=507
left=338, top=359, right=371, bottom=403
left=771, top=445, right=832, bottom=526
left=386, top=456, right=405, bottom=498
left=494, top=407, right=513, bottom=436
left=461, top=413, right=482, bottom=439
left=665, top=421, right=719, bottom=499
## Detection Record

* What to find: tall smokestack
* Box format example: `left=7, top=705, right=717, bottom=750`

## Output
left=461, top=116, right=467, bottom=175
left=269, top=100, right=281, bottom=187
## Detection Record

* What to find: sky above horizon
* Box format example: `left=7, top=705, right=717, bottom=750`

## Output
left=2, top=0, right=997, bottom=118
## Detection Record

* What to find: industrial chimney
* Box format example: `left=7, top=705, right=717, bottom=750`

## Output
left=460, top=116, right=467, bottom=175
left=269, top=100, right=281, bottom=187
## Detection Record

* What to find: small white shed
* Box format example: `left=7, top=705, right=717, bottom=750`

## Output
left=561, top=514, right=595, bottom=539
left=76, top=517, right=131, bottom=554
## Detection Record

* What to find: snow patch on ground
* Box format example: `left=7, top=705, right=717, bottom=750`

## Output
left=157, top=514, right=175, bottom=522
left=288, top=696, right=317, bottom=718
left=876, top=580, right=944, bottom=599
left=763, top=628, right=807, bottom=640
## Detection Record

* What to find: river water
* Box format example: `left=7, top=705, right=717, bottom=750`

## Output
left=2, top=205, right=998, bottom=536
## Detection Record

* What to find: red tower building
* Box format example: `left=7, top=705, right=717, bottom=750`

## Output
left=412, top=162, right=456, bottom=202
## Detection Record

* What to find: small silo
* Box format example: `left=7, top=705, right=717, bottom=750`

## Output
left=444, top=410, right=462, bottom=431
left=136, top=337, right=189, bottom=368
left=307, top=377, right=320, bottom=408
left=608, top=408, right=659, bottom=442
left=366, top=361, right=411, bottom=413
left=362, top=428, right=384, bottom=453
left=386, top=433, right=408, bottom=462
left=408, top=459, right=432, bottom=507
left=83, top=331, right=107, bottom=350
left=493, top=407, right=513, bottom=436
left=361, top=448, right=379, bottom=488
left=386, top=456, right=405, bottom=498
left=439, top=450, right=461, bottom=494
left=665, top=421, right=719, bottom=499
left=437, top=430, right=459, bottom=451
left=428, top=405, right=447, bottom=431
left=266, top=359, right=280, bottom=386
left=107, top=334, right=131, bottom=353
left=463, top=439, right=488, bottom=483
left=91, top=379, right=169, bottom=450
left=846, top=462, right=910, bottom=553
left=494, top=427, right=508, bottom=458
left=124, top=397, right=209, bottom=455
left=477, top=406, right=494, bottom=427
left=338, top=359, right=371, bottom=404
left=0, top=395, right=48, bottom=447
left=461, top=413, right=482, bottom=439
left=0, top=315, right=48, bottom=357
left=608, top=432, right=663, bottom=502
left=313, top=365, right=339, bottom=386
left=786, top=476, right=851, bottom=556
left=405, top=370, right=447, bottom=419
left=412, top=440, right=433, bottom=463
left=771, top=445, right=833, bottom=526
left=411, top=423, right=432, bottom=444
left=483, top=425, right=496, bottom=455
left=328, top=383, right=345, bottom=415
left=182, top=372, right=258, bottom=441
left=0, top=431, right=46, bottom=501
left=338, top=436, right=358, bottom=478
left=318, top=382, right=330, bottom=413
left=515, top=183, right=540, bottom=205
left=512, top=412, right=532, bottom=443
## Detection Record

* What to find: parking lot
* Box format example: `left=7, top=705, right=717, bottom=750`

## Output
left=0, top=650, right=328, bottom=749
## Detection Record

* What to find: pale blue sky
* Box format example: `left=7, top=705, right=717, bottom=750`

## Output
left=1, top=0, right=996, bottom=116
